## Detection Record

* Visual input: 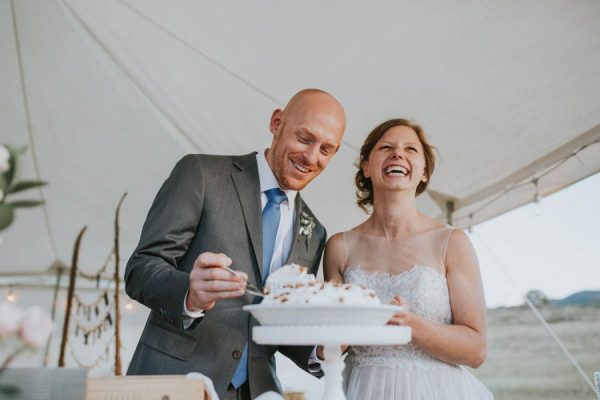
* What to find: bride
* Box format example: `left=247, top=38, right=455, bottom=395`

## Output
left=323, top=119, right=493, bottom=399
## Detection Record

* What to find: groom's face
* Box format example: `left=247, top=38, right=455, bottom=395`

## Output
left=267, top=92, right=345, bottom=191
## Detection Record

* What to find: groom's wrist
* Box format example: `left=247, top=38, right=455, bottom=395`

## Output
left=316, top=345, right=324, bottom=361
left=308, top=346, right=323, bottom=374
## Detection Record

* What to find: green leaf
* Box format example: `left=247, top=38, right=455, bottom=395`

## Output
left=7, top=179, right=47, bottom=194
left=0, top=203, right=15, bottom=230
left=7, top=200, right=44, bottom=208
left=0, top=383, right=21, bottom=396
left=3, top=144, right=27, bottom=187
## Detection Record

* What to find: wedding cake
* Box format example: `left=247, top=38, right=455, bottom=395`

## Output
left=261, top=264, right=381, bottom=306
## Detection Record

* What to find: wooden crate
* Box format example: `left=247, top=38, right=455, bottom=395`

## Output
left=283, top=392, right=305, bottom=400
left=87, top=375, right=207, bottom=400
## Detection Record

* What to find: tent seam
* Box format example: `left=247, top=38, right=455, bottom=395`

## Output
left=10, top=0, right=60, bottom=263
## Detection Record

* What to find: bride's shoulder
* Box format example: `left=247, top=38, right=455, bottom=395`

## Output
left=445, top=228, right=478, bottom=271
left=326, top=231, right=345, bottom=247
left=447, top=228, right=472, bottom=247
left=325, top=230, right=352, bottom=251
left=324, top=232, right=349, bottom=279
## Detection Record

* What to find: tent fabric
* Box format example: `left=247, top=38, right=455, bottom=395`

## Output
left=2, top=0, right=600, bottom=274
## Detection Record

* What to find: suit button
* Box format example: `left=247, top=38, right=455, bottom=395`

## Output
left=232, top=350, right=242, bottom=359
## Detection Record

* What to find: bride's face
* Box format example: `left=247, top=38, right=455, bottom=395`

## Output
left=362, top=125, right=427, bottom=195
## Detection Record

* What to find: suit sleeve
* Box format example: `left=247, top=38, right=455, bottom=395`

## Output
left=124, top=155, right=205, bottom=329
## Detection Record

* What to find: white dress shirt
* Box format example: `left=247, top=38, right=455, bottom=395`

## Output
left=256, top=149, right=297, bottom=274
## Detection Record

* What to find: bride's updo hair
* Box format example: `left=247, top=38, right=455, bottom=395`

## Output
left=355, top=118, right=436, bottom=212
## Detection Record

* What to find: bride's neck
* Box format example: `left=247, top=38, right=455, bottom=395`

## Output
left=366, top=190, right=419, bottom=238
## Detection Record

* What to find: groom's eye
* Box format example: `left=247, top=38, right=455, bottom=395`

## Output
left=321, top=146, right=334, bottom=156
left=298, top=135, right=311, bottom=144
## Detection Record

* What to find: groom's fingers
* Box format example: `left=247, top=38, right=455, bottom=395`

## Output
left=188, top=252, right=249, bottom=310
left=193, top=288, right=245, bottom=301
left=193, top=252, right=232, bottom=270
left=199, top=280, right=246, bottom=293
left=199, top=267, right=247, bottom=283
left=187, top=281, right=245, bottom=310
left=192, top=252, right=247, bottom=283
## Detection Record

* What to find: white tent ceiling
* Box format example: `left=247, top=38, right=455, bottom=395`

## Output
left=2, top=0, right=600, bottom=275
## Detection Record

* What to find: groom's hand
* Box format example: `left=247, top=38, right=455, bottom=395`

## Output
left=186, top=252, right=248, bottom=312
left=316, top=345, right=348, bottom=360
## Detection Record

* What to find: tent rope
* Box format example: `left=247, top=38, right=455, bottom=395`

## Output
left=59, top=0, right=207, bottom=152
left=114, top=0, right=284, bottom=107
left=472, top=231, right=595, bottom=391
left=112, top=0, right=360, bottom=153
left=456, top=138, right=600, bottom=227
left=9, top=0, right=60, bottom=262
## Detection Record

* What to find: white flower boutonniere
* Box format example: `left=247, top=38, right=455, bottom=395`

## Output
left=298, top=211, right=316, bottom=250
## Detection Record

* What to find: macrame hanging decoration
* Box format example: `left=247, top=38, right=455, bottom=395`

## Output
left=58, top=193, right=127, bottom=375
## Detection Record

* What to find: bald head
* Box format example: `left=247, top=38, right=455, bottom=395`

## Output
left=266, top=89, right=346, bottom=190
left=283, top=89, right=346, bottom=131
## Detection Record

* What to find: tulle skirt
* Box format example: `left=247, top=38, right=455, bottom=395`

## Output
left=343, top=360, right=493, bottom=400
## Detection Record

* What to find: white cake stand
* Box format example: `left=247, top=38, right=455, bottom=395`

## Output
left=252, top=325, right=411, bottom=400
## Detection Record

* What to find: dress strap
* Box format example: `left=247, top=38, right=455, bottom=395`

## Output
left=342, top=231, right=349, bottom=260
left=441, top=227, right=456, bottom=267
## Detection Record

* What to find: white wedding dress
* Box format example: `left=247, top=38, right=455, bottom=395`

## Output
left=341, top=227, right=493, bottom=400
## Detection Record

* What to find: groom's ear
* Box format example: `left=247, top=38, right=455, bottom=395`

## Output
left=269, top=109, right=284, bottom=135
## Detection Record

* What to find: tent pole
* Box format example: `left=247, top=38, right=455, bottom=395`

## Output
left=113, top=193, right=127, bottom=376
left=446, top=200, right=455, bottom=226
left=43, top=264, right=65, bottom=366
left=58, top=227, right=87, bottom=367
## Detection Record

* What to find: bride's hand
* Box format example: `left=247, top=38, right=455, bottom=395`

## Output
left=387, top=296, right=410, bottom=326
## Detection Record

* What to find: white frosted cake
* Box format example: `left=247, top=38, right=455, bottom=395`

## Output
left=262, top=264, right=381, bottom=306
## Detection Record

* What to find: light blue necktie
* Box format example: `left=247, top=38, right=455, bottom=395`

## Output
left=231, top=188, right=287, bottom=388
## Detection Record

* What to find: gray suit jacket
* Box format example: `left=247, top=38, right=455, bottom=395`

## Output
left=125, top=153, right=327, bottom=399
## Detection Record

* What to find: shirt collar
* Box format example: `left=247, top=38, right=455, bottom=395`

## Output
left=256, top=150, right=297, bottom=210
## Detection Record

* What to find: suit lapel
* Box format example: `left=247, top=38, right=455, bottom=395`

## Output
left=285, top=193, right=304, bottom=265
left=231, top=155, right=263, bottom=280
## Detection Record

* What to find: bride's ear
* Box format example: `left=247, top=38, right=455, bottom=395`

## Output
left=361, top=160, right=370, bottom=178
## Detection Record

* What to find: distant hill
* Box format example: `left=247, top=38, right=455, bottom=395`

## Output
left=552, top=290, right=600, bottom=306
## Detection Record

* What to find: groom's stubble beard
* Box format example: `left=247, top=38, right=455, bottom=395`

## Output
left=266, top=145, right=320, bottom=192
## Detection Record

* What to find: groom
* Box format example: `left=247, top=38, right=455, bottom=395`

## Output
left=125, top=89, right=346, bottom=399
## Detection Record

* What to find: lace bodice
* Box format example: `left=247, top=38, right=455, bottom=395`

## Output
left=342, top=227, right=455, bottom=369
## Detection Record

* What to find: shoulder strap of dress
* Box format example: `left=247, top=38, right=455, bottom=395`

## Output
left=441, top=226, right=456, bottom=263
left=342, top=231, right=349, bottom=260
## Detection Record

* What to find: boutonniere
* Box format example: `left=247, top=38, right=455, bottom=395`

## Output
left=298, top=211, right=316, bottom=250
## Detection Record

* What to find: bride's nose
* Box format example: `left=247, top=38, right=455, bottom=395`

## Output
left=390, top=148, right=405, bottom=159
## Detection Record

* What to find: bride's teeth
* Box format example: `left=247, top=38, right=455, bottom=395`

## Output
left=384, top=166, right=408, bottom=175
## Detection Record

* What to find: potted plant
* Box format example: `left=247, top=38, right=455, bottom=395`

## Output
left=0, top=302, right=53, bottom=396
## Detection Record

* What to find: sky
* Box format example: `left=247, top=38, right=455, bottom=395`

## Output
left=471, top=172, right=600, bottom=308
